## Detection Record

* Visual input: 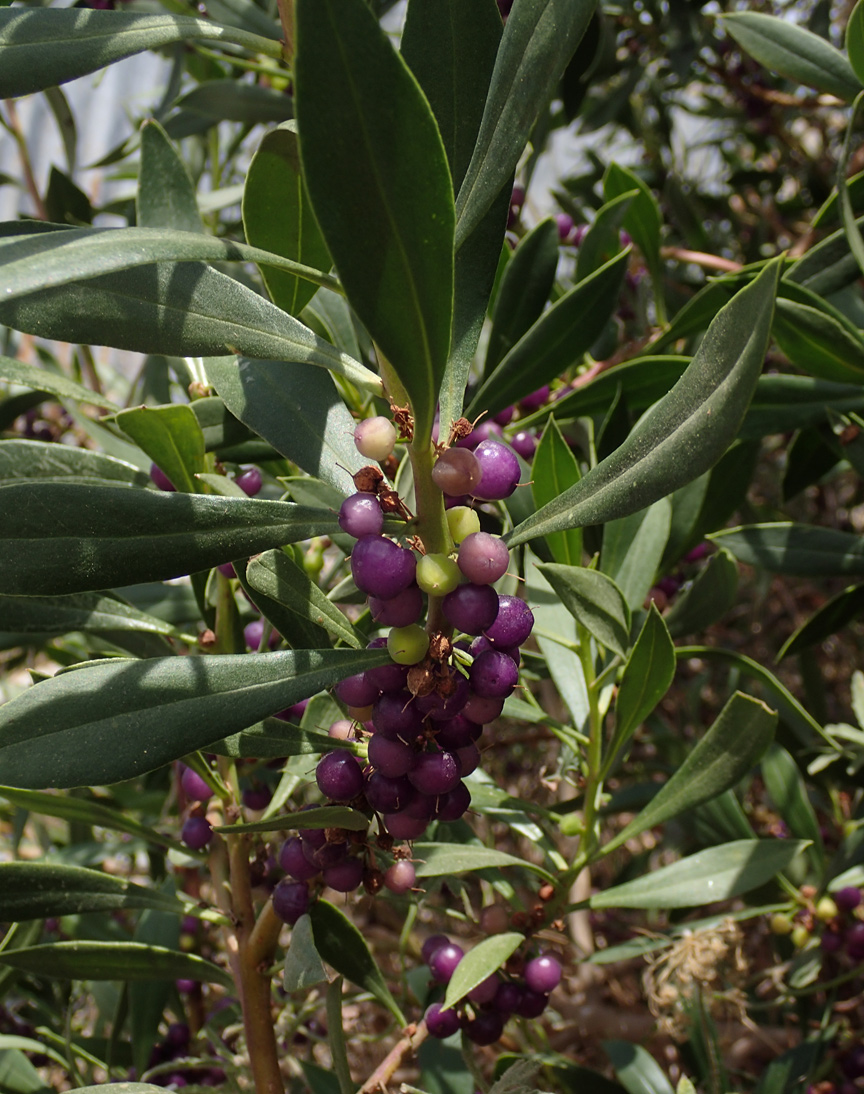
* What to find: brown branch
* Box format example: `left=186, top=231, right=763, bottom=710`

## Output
left=357, top=1020, right=429, bottom=1094
left=659, top=247, right=743, bottom=273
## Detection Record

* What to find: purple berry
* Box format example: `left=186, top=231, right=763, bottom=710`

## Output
left=181, top=766, right=212, bottom=803
left=521, top=386, right=550, bottom=410
left=435, top=714, right=479, bottom=749
left=470, top=650, right=518, bottom=698
left=150, top=463, right=175, bottom=491
left=455, top=419, right=501, bottom=449
left=181, top=816, right=213, bottom=851
left=431, top=448, right=482, bottom=496
left=338, top=492, right=384, bottom=538
left=322, top=856, right=364, bottom=893
left=485, top=595, right=534, bottom=648
left=235, top=467, right=262, bottom=496
left=369, top=584, right=423, bottom=627
left=471, top=440, right=521, bottom=501
left=442, top=583, right=499, bottom=635
left=556, top=214, right=574, bottom=242
left=176, top=979, right=196, bottom=994
left=428, top=942, right=464, bottom=983
left=470, top=635, right=519, bottom=663
left=244, top=618, right=280, bottom=651
left=524, top=954, right=562, bottom=994
left=303, top=838, right=348, bottom=870
left=217, top=561, right=235, bottom=577
left=272, top=880, right=309, bottom=925
left=845, top=922, right=864, bottom=961
left=415, top=672, right=470, bottom=721
left=425, top=1002, right=461, bottom=1039
left=275, top=699, right=308, bottom=723
left=368, top=734, right=415, bottom=778
left=316, top=751, right=364, bottom=801
left=515, top=989, right=548, bottom=1018
left=279, top=836, right=320, bottom=881
left=408, top=751, right=462, bottom=796
left=835, top=886, right=862, bottom=912
left=421, top=934, right=450, bottom=964
left=364, top=771, right=414, bottom=815
left=383, top=811, right=429, bottom=840
left=333, top=672, right=379, bottom=708
left=493, top=981, right=523, bottom=1014
left=242, top=784, right=272, bottom=810
left=437, top=782, right=472, bottom=822
left=461, top=692, right=505, bottom=724
left=351, top=536, right=416, bottom=599
left=372, top=692, right=424, bottom=740
left=493, top=406, right=515, bottom=426
left=463, top=1010, right=505, bottom=1045
left=365, top=639, right=410, bottom=692
left=821, top=930, right=842, bottom=953
left=457, top=532, right=510, bottom=585
left=384, top=860, right=416, bottom=894
left=455, top=743, right=480, bottom=777
left=510, top=430, right=537, bottom=460
left=468, top=972, right=500, bottom=1005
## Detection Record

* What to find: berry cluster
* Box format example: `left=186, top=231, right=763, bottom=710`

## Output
left=421, top=935, right=561, bottom=1045
left=771, top=886, right=864, bottom=961
left=144, top=1022, right=226, bottom=1088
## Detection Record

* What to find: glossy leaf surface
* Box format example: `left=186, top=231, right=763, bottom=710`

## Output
left=531, top=417, right=583, bottom=566
left=507, top=258, right=780, bottom=546
left=114, top=404, right=205, bottom=494
left=0, top=482, right=341, bottom=595
left=535, top=564, right=631, bottom=658
left=0, top=648, right=389, bottom=788
left=441, top=933, right=523, bottom=1012
left=0, top=942, right=232, bottom=986
left=711, top=522, right=864, bottom=576
left=294, top=0, right=454, bottom=440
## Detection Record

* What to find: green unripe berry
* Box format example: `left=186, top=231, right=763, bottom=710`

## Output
left=416, top=553, right=461, bottom=596
left=387, top=624, right=430, bottom=665
left=446, top=505, right=481, bottom=543
left=770, top=913, right=794, bottom=936
left=815, top=896, right=838, bottom=922
left=790, top=924, right=810, bottom=949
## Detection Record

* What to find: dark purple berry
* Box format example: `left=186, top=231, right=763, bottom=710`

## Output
left=415, top=672, right=470, bottom=720
left=217, top=561, right=235, bottom=577
left=275, top=700, right=308, bottom=723
left=242, top=784, right=272, bottom=810
left=272, top=880, right=309, bottom=924
left=369, top=583, right=423, bottom=627
left=322, top=856, right=364, bottom=893
left=515, top=989, right=548, bottom=1018
left=470, top=635, right=519, bottom=663
left=333, top=672, right=379, bottom=709
left=365, top=771, right=414, bottom=813
left=471, top=440, right=520, bottom=501
left=235, top=467, right=262, bottom=496
left=821, top=930, right=842, bottom=952
left=435, top=715, right=479, bottom=749
left=455, top=742, right=480, bottom=777
left=181, top=816, right=213, bottom=851
left=408, top=751, right=462, bottom=796
left=521, top=386, right=550, bottom=410
left=845, top=922, right=864, bottom=961
left=463, top=1010, right=505, bottom=1045
left=431, top=448, right=482, bottom=496
left=835, top=886, right=862, bottom=912
left=372, top=692, right=424, bottom=740
left=493, top=981, right=523, bottom=1014
left=383, top=811, right=429, bottom=840
left=461, top=692, right=504, bottom=724
left=303, top=838, right=348, bottom=870
left=279, top=836, right=320, bottom=881
left=442, top=583, right=499, bottom=635
left=425, top=1002, right=461, bottom=1039
left=455, top=419, right=501, bottom=449
left=524, top=954, right=562, bottom=994
left=468, top=972, right=500, bottom=1005
left=457, top=532, right=510, bottom=585
left=437, top=782, right=471, bottom=822
left=421, top=934, right=450, bottom=964
left=338, top=493, right=384, bottom=538
left=485, top=595, right=534, bottom=648
left=510, top=431, right=536, bottom=460
left=181, top=766, right=212, bottom=803
left=429, top=942, right=464, bottom=983
left=351, top=535, right=416, bottom=599
left=316, top=751, right=364, bottom=801
left=493, top=406, right=515, bottom=426
left=368, top=734, right=415, bottom=778
left=244, top=619, right=280, bottom=651
left=470, top=649, right=518, bottom=698
left=150, top=463, right=175, bottom=491
left=365, top=639, right=410, bottom=692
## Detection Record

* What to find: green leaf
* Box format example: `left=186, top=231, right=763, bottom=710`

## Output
left=535, top=563, right=631, bottom=658
left=0, top=863, right=193, bottom=922
left=0, top=786, right=184, bottom=852
left=663, top=547, right=739, bottom=639
left=114, top=404, right=205, bottom=494
left=210, top=718, right=356, bottom=760
left=0, top=482, right=341, bottom=595
left=531, top=417, right=582, bottom=565
left=215, top=805, right=368, bottom=835
left=243, top=123, right=330, bottom=318
left=610, top=605, right=675, bottom=768
left=294, top=0, right=454, bottom=441
left=0, top=355, right=116, bottom=411
left=172, top=79, right=292, bottom=125
left=721, top=11, right=862, bottom=102
left=773, top=293, right=864, bottom=384
left=247, top=550, right=363, bottom=648
left=0, top=439, right=149, bottom=487
left=206, top=357, right=365, bottom=497
left=455, top=0, right=595, bottom=248
left=129, top=910, right=180, bottom=1079
left=137, top=120, right=204, bottom=235
left=761, top=744, right=823, bottom=863
left=575, top=193, right=632, bottom=283
left=590, top=839, right=809, bottom=909
left=0, top=8, right=283, bottom=98
left=441, top=933, right=523, bottom=1012
left=847, top=0, right=864, bottom=89
left=506, top=257, right=781, bottom=547
left=0, top=1039, right=66, bottom=1073
left=0, top=647, right=389, bottom=788
left=777, top=583, right=864, bottom=660
left=600, top=498, right=671, bottom=610
left=0, top=942, right=233, bottom=986
left=0, top=1048, right=53, bottom=1094
left=467, top=248, right=629, bottom=420
left=741, top=374, right=864, bottom=439
left=603, top=1042, right=674, bottom=1094
left=309, top=900, right=405, bottom=1025
left=603, top=163, right=663, bottom=316
left=412, top=842, right=554, bottom=882
left=711, top=522, right=864, bottom=576
left=283, top=914, right=326, bottom=991
left=0, top=591, right=192, bottom=639
left=482, top=218, right=558, bottom=377
left=604, top=692, right=777, bottom=854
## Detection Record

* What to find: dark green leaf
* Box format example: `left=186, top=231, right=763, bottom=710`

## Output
left=412, top=842, right=554, bottom=881
left=114, top=404, right=205, bottom=494
left=0, top=8, right=283, bottom=99
left=0, top=647, right=389, bottom=788
left=283, top=913, right=326, bottom=991
left=0, top=863, right=192, bottom=922
left=574, top=193, right=632, bottom=282
left=778, top=582, right=864, bottom=659
left=309, top=900, right=405, bottom=1024
left=535, top=563, right=631, bottom=658
left=773, top=293, right=864, bottom=384
left=711, top=522, right=864, bottom=576
left=721, top=11, right=861, bottom=101
left=609, top=605, right=675, bottom=767
left=602, top=1042, right=674, bottom=1094
left=600, top=498, right=671, bottom=610
left=206, top=356, right=364, bottom=497
left=174, top=79, right=292, bottom=124
left=455, top=0, right=595, bottom=247
left=137, top=120, right=203, bottom=235
left=761, top=743, right=823, bottom=858
left=441, top=933, right=523, bottom=1011
left=590, top=839, right=809, bottom=909
left=0, top=482, right=341, bottom=595
left=847, top=0, right=864, bottom=89
left=210, top=718, right=357, bottom=759
left=0, top=355, right=117, bottom=411
left=506, top=258, right=781, bottom=546
left=247, top=549, right=363, bottom=648
left=0, top=1048, right=53, bottom=1094
left=604, top=692, right=776, bottom=854
left=467, top=248, right=629, bottom=420
left=531, top=417, right=582, bottom=565
left=663, top=548, right=739, bottom=639
left=0, top=440, right=148, bottom=486
left=294, top=0, right=454, bottom=441
left=0, top=591, right=192, bottom=639
left=741, top=375, right=864, bottom=439
left=0, top=942, right=232, bottom=986
left=603, top=163, right=663, bottom=311
left=242, top=122, right=331, bottom=317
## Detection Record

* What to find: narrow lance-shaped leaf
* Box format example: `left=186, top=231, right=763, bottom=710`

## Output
left=531, top=416, right=582, bottom=566
left=0, top=8, right=283, bottom=99
left=506, top=257, right=781, bottom=547
left=455, top=0, right=595, bottom=248
left=603, top=692, right=777, bottom=855
left=0, top=355, right=117, bottom=411
left=216, top=805, right=367, bottom=835
left=535, top=563, right=631, bottom=659
left=0, top=647, right=391, bottom=789
left=710, top=522, right=864, bottom=576
left=608, top=604, right=674, bottom=768
left=412, top=842, right=555, bottom=882
left=0, top=942, right=233, bottom=987
left=0, top=482, right=343, bottom=596
left=113, top=404, right=206, bottom=494
left=138, top=120, right=204, bottom=235
left=0, top=592, right=194, bottom=640
left=441, top=933, right=524, bottom=1012
left=0, top=439, right=149, bottom=486
left=294, top=0, right=454, bottom=441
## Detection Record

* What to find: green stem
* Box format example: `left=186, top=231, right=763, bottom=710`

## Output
left=326, top=978, right=355, bottom=1094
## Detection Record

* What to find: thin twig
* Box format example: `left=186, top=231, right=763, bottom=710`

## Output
left=357, top=1020, right=429, bottom=1094
left=3, top=99, right=48, bottom=220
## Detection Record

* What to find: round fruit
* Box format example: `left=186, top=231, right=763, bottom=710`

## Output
left=468, top=972, right=500, bottom=1005
left=369, top=584, right=423, bottom=627
left=470, top=649, right=519, bottom=698
left=316, top=751, right=364, bottom=801
left=428, top=942, right=464, bottom=983
left=442, top=583, right=499, bottom=635
left=457, top=532, right=510, bottom=585
left=181, top=815, right=213, bottom=851
left=425, top=1002, right=461, bottom=1039
left=431, top=448, right=482, bottom=496
left=354, top=416, right=397, bottom=461
left=387, top=624, right=430, bottom=665
left=339, top=493, right=384, bottom=538
left=510, top=431, right=536, bottom=460
left=384, top=860, right=416, bottom=894
left=416, top=553, right=461, bottom=596
left=180, top=766, right=212, bottom=803
left=408, top=751, right=462, bottom=796
left=835, top=886, right=862, bottom=912
left=485, top=595, right=534, bottom=647
left=421, top=935, right=450, bottom=964
left=382, top=811, right=429, bottom=840
left=235, top=467, right=262, bottom=496
left=463, top=1010, right=504, bottom=1045
left=365, top=772, right=414, bottom=813
left=279, top=836, right=320, bottom=881
left=351, top=535, right=416, bottom=599
left=446, top=505, right=481, bottom=543
left=322, top=857, right=364, bottom=893
left=368, top=734, right=414, bottom=778
left=333, top=672, right=379, bottom=709
left=272, top=880, right=309, bottom=925
left=150, top=463, right=175, bottom=491
left=471, top=440, right=520, bottom=500
left=524, top=954, right=562, bottom=994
